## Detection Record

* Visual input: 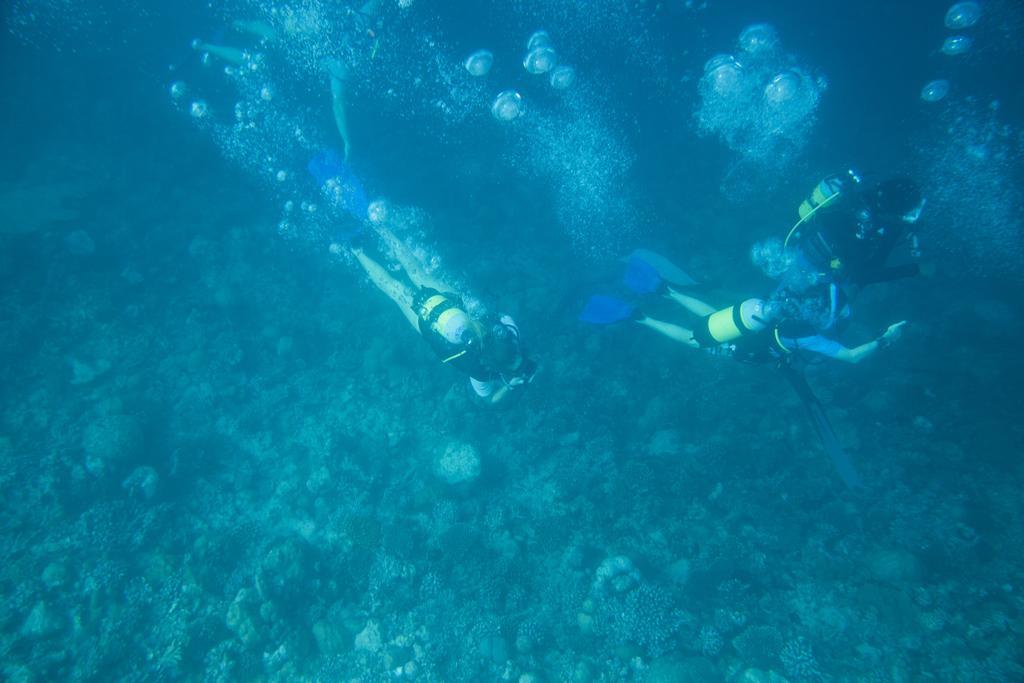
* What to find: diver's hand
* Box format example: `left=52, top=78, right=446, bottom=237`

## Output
left=507, top=376, right=526, bottom=388
left=882, top=321, right=907, bottom=344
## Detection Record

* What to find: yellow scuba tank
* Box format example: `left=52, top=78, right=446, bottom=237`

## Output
left=692, top=298, right=769, bottom=348
left=786, top=169, right=862, bottom=248
left=416, top=291, right=472, bottom=345
left=797, top=177, right=844, bottom=221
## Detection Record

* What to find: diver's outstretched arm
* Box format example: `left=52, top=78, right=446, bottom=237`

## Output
left=375, top=226, right=457, bottom=294
left=487, top=384, right=511, bottom=405
left=635, top=316, right=700, bottom=349
left=665, top=288, right=716, bottom=317
left=351, top=248, right=419, bottom=331
left=833, top=341, right=878, bottom=364
left=833, top=321, right=907, bottom=364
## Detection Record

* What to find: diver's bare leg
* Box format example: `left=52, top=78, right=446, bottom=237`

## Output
left=666, top=288, right=716, bottom=317
left=374, top=226, right=455, bottom=293
left=636, top=316, right=700, bottom=349
left=351, top=248, right=419, bottom=331
left=325, top=59, right=352, bottom=162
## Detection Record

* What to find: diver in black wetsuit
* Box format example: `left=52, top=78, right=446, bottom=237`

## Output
left=787, top=171, right=928, bottom=292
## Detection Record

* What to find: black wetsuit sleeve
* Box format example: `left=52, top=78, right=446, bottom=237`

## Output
left=515, top=358, right=538, bottom=382
left=857, top=262, right=921, bottom=286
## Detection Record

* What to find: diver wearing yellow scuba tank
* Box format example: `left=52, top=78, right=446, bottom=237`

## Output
left=690, top=298, right=770, bottom=348
left=786, top=170, right=927, bottom=288
left=347, top=226, right=536, bottom=403
left=784, top=169, right=861, bottom=264
left=415, top=291, right=474, bottom=352
left=634, top=291, right=771, bottom=351
left=635, top=286, right=905, bottom=364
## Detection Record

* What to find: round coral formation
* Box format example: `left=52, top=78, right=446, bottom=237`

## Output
left=434, top=441, right=481, bottom=484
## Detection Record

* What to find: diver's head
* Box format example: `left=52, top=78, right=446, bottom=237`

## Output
left=870, top=178, right=925, bottom=224
left=459, top=325, right=483, bottom=350
left=481, top=323, right=523, bottom=373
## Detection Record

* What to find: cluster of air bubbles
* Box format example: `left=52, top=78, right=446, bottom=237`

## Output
left=523, top=31, right=557, bottom=75
left=921, top=80, right=951, bottom=103
left=764, top=71, right=801, bottom=106
left=738, top=23, right=778, bottom=56
left=922, top=2, right=983, bottom=101
left=941, top=35, right=972, bottom=56
left=464, top=49, right=494, bottom=76
left=912, top=98, right=1022, bottom=280
left=941, top=2, right=981, bottom=60
left=524, top=30, right=576, bottom=90
left=322, top=178, right=349, bottom=207
left=234, top=101, right=255, bottom=124
left=945, top=1, right=981, bottom=29
left=511, top=89, right=640, bottom=258
left=491, top=90, right=525, bottom=121
left=467, top=29, right=578, bottom=123
left=368, top=199, right=389, bottom=225
left=171, top=33, right=340, bottom=244
left=752, top=238, right=822, bottom=292
left=750, top=238, right=794, bottom=278
left=704, top=54, right=744, bottom=96
left=696, top=24, right=825, bottom=185
left=549, top=65, right=576, bottom=90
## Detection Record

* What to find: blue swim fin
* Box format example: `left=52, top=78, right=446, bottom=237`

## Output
left=580, top=295, right=636, bottom=324
left=307, top=149, right=370, bottom=222
left=628, top=249, right=697, bottom=287
left=307, top=148, right=347, bottom=186
left=623, top=255, right=663, bottom=295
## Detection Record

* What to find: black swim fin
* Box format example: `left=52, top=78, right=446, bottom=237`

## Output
left=781, top=364, right=864, bottom=491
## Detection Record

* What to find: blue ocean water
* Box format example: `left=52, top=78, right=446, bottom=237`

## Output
left=1, top=0, right=1023, bottom=680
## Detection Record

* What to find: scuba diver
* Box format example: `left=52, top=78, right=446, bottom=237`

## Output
left=580, top=251, right=909, bottom=490
left=303, top=33, right=535, bottom=403
left=785, top=169, right=928, bottom=292
left=189, top=17, right=278, bottom=67
left=635, top=284, right=906, bottom=364
left=582, top=252, right=907, bottom=365
left=344, top=227, right=537, bottom=403
left=323, top=0, right=390, bottom=162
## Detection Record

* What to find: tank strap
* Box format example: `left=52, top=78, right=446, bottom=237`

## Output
left=732, top=303, right=747, bottom=334
left=785, top=188, right=843, bottom=248
left=419, top=293, right=471, bottom=338
left=772, top=327, right=792, bottom=355
left=691, top=316, right=715, bottom=348
left=418, top=293, right=450, bottom=323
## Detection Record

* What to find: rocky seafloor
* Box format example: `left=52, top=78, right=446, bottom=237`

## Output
left=1, top=146, right=1023, bottom=683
